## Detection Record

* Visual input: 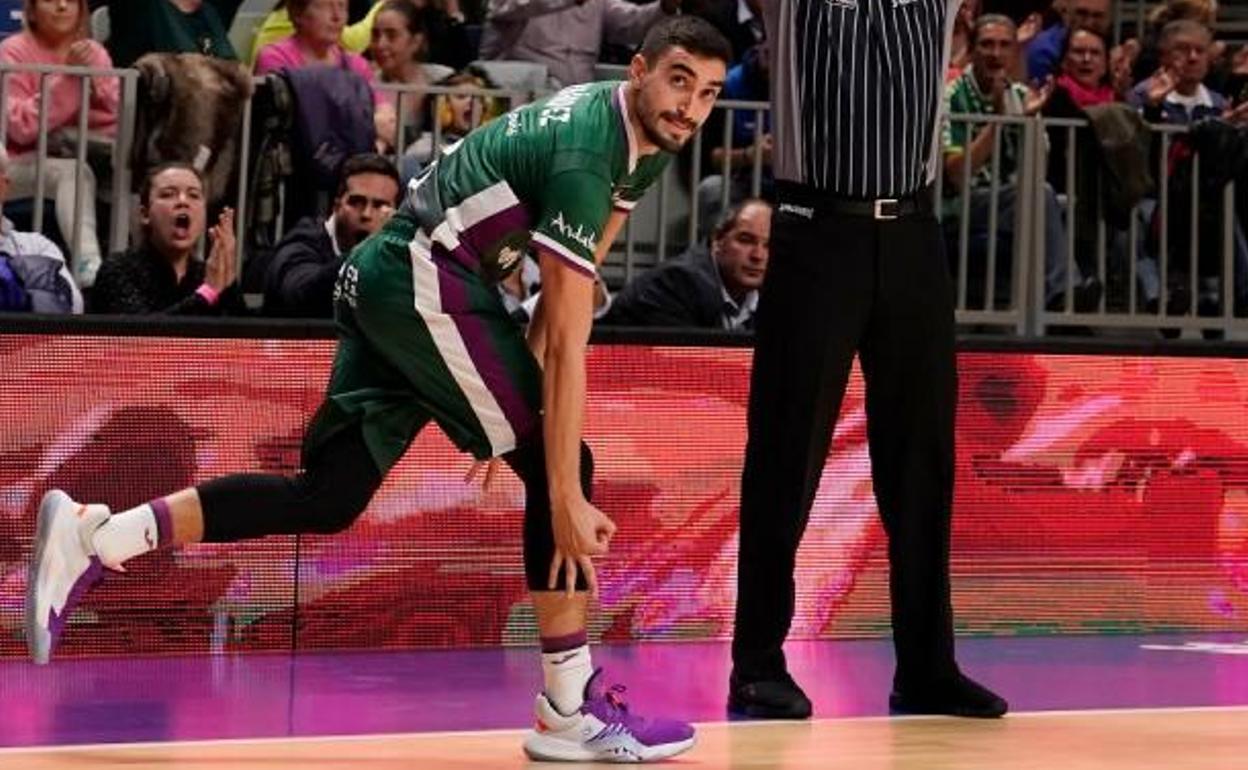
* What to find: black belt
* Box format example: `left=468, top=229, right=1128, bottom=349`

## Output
left=775, top=181, right=933, bottom=221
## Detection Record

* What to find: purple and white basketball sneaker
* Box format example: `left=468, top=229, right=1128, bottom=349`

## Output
left=25, top=490, right=110, bottom=665
left=524, top=668, right=696, bottom=763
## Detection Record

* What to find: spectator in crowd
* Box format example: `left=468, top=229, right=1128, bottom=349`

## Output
left=404, top=68, right=505, bottom=167
left=479, top=0, right=682, bottom=88
left=944, top=14, right=1099, bottom=312
left=1129, top=0, right=1218, bottom=85
left=1052, top=26, right=1121, bottom=109
left=0, top=0, right=118, bottom=289
left=1042, top=26, right=1140, bottom=311
left=948, top=0, right=979, bottom=84
left=395, top=0, right=473, bottom=71
left=254, top=0, right=374, bottom=85
left=1044, top=26, right=1120, bottom=190
left=91, top=163, right=239, bottom=315
left=250, top=0, right=378, bottom=64
left=606, top=198, right=769, bottom=330
left=1026, top=0, right=1112, bottom=82
left=683, top=0, right=761, bottom=64
left=251, top=0, right=472, bottom=71
left=0, top=147, right=83, bottom=313
left=263, top=153, right=400, bottom=317
left=1130, top=20, right=1236, bottom=124
left=1129, top=20, right=1248, bottom=320
left=105, top=0, right=242, bottom=67
left=371, top=0, right=430, bottom=155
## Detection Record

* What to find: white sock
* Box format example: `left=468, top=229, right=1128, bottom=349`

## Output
left=91, top=504, right=160, bottom=568
left=541, top=644, right=593, bottom=715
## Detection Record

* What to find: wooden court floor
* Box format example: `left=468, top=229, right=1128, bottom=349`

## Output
left=1, top=707, right=1243, bottom=769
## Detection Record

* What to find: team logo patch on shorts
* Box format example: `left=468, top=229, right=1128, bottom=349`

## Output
left=497, top=245, right=523, bottom=273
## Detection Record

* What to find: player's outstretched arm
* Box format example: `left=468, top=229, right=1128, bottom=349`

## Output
left=536, top=250, right=617, bottom=595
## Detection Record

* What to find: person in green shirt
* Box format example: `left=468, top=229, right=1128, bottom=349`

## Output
left=105, top=0, right=243, bottom=67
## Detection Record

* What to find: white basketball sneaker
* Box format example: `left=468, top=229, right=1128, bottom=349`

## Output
left=523, top=668, right=696, bottom=763
left=25, top=489, right=111, bottom=665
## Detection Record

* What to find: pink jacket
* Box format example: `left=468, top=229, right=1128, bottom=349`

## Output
left=255, top=37, right=375, bottom=90
left=0, top=33, right=120, bottom=154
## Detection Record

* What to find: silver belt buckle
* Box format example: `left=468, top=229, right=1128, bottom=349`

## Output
left=873, top=198, right=900, bottom=220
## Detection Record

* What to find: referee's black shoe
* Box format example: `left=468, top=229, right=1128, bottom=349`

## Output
left=888, top=672, right=1008, bottom=719
left=727, top=671, right=813, bottom=720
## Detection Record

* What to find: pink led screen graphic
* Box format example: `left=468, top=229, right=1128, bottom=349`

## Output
left=1, top=333, right=1246, bottom=658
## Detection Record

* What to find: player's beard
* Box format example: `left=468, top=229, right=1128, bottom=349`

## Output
left=641, top=113, right=696, bottom=153
left=636, top=93, right=695, bottom=153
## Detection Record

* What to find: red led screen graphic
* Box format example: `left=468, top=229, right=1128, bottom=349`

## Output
left=1, top=334, right=1246, bottom=658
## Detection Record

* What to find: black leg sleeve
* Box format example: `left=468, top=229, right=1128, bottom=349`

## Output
left=503, top=435, right=594, bottom=592
left=198, top=422, right=383, bottom=542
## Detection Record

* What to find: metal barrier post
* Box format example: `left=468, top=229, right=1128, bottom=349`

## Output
left=109, top=71, right=137, bottom=254
left=985, top=122, right=1002, bottom=311
left=1027, top=116, right=1045, bottom=336
left=33, top=73, right=51, bottom=234
left=235, top=88, right=254, bottom=270
left=72, top=74, right=91, bottom=263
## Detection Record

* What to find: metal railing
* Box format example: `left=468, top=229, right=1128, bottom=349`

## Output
left=5, top=60, right=1246, bottom=339
left=1027, top=118, right=1244, bottom=337
left=0, top=62, right=138, bottom=259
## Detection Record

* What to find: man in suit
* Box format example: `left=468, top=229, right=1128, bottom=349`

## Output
left=605, top=198, right=770, bottom=329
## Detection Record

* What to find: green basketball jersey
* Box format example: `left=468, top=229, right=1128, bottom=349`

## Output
left=405, top=81, right=670, bottom=283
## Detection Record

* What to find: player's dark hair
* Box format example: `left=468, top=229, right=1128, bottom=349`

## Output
left=639, top=15, right=733, bottom=68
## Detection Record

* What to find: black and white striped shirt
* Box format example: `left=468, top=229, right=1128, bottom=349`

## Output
left=763, top=0, right=959, bottom=199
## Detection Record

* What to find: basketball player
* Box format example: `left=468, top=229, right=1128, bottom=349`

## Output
left=25, top=16, right=730, bottom=763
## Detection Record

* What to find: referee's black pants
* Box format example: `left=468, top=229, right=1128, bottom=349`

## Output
left=732, top=184, right=959, bottom=691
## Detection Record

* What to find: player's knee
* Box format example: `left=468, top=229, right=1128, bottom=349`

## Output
left=303, top=501, right=366, bottom=534
left=297, top=473, right=375, bottom=534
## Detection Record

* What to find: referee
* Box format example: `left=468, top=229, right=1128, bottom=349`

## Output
left=729, top=0, right=1007, bottom=720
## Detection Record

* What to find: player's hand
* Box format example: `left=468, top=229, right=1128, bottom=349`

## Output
left=548, top=495, right=616, bottom=598
left=465, top=458, right=502, bottom=491
left=205, top=207, right=237, bottom=291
